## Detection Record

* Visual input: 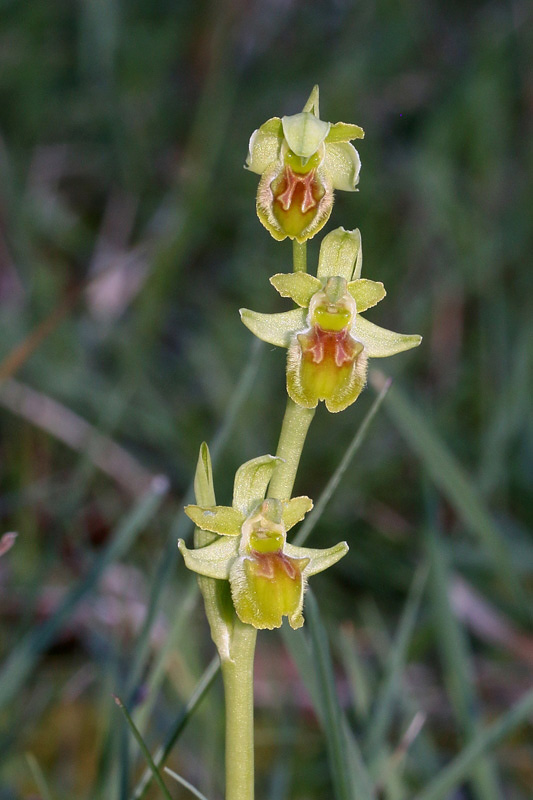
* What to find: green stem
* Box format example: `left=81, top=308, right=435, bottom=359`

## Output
left=292, top=240, right=307, bottom=273
left=222, top=622, right=257, bottom=800
left=267, top=399, right=315, bottom=500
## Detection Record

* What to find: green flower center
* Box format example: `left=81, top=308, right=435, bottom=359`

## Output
left=284, top=149, right=321, bottom=175
left=249, top=527, right=284, bottom=554
left=313, top=305, right=352, bottom=331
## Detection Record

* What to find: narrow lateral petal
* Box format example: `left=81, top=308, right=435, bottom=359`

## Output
left=355, top=316, right=422, bottom=357
left=283, top=496, right=314, bottom=530
left=347, top=279, right=386, bottom=311
left=284, top=540, right=349, bottom=576
left=317, top=227, right=361, bottom=282
left=233, top=454, right=282, bottom=516
left=185, top=505, right=243, bottom=536
left=270, top=273, right=321, bottom=307
left=323, top=142, right=361, bottom=192
left=245, top=117, right=283, bottom=174
left=178, top=537, right=239, bottom=580
left=326, top=122, right=365, bottom=143
left=240, top=307, right=307, bottom=347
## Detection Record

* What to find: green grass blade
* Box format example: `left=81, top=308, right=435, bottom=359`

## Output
left=282, top=624, right=375, bottom=800
left=373, top=375, right=528, bottom=615
left=0, top=480, right=168, bottom=713
left=114, top=695, right=173, bottom=800
left=132, top=655, right=220, bottom=800
left=133, top=579, right=199, bottom=734
left=293, top=379, right=391, bottom=547
left=364, top=563, right=428, bottom=757
left=413, top=688, right=533, bottom=800
left=425, top=521, right=501, bottom=800
left=306, top=592, right=348, bottom=800
left=164, top=767, right=210, bottom=800
left=337, top=624, right=372, bottom=723
left=302, top=591, right=375, bottom=800
left=25, top=752, right=55, bottom=800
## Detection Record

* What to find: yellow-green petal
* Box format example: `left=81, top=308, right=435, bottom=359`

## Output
left=185, top=504, right=243, bottom=536
left=245, top=117, right=283, bottom=174
left=323, top=359, right=367, bottom=412
left=325, top=122, right=365, bottom=143
left=355, top=316, right=422, bottom=357
left=282, top=496, right=314, bottom=530
left=323, top=141, right=361, bottom=191
left=286, top=338, right=319, bottom=410
left=347, top=279, right=386, bottom=311
left=282, top=112, right=330, bottom=159
left=317, top=227, right=362, bottom=282
left=233, top=455, right=282, bottom=516
left=270, top=273, right=321, bottom=307
left=240, top=307, right=307, bottom=347
left=178, top=537, right=239, bottom=580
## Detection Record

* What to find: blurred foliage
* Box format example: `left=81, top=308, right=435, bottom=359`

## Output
left=0, top=0, right=532, bottom=798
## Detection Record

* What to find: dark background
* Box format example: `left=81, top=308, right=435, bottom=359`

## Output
left=0, top=0, right=531, bottom=797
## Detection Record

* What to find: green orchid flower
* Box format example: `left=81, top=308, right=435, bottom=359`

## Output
left=246, top=85, right=364, bottom=243
left=179, top=454, right=347, bottom=630
left=240, top=228, right=422, bottom=412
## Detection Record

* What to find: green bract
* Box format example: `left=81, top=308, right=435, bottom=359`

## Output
left=240, top=228, right=422, bottom=412
left=245, top=85, right=364, bottom=243
left=179, top=452, right=348, bottom=630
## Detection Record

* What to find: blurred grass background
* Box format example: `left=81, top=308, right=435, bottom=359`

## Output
left=0, top=0, right=532, bottom=797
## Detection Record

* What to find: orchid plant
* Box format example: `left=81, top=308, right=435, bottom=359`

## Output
left=180, top=86, right=421, bottom=800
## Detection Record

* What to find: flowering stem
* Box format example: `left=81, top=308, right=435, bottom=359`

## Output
left=222, top=622, right=257, bottom=800
left=292, top=241, right=307, bottom=273
left=268, top=237, right=313, bottom=499
left=267, top=399, right=315, bottom=500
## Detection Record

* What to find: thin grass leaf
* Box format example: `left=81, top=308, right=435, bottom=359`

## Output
left=364, top=563, right=428, bottom=757
left=133, top=580, right=199, bottom=733
left=114, top=695, right=173, bottom=800
left=25, top=752, right=55, bottom=800
left=372, top=373, right=528, bottom=617
left=359, top=597, right=392, bottom=663
left=90, top=665, right=124, bottom=800
left=425, top=521, right=502, bottom=800
left=0, top=479, right=168, bottom=713
left=299, top=590, right=375, bottom=800
left=132, top=655, right=220, bottom=800
left=281, top=624, right=375, bottom=800
left=267, top=715, right=295, bottom=800
left=478, top=326, right=533, bottom=494
left=164, top=767, right=210, bottom=800
left=0, top=289, right=78, bottom=386
left=134, top=18, right=240, bottom=343
left=413, top=687, right=533, bottom=800
left=293, top=378, right=391, bottom=547
left=374, top=712, right=426, bottom=796
left=337, top=624, right=372, bottom=722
